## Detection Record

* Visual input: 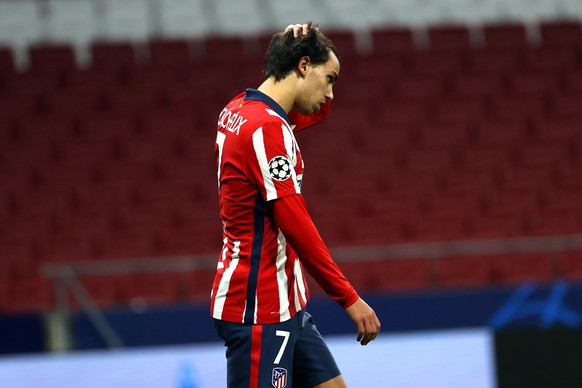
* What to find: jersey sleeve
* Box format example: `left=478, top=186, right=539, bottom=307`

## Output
left=288, top=100, right=331, bottom=133
left=245, top=120, right=302, bottom=202
left=270, top=194, right=360, bottom=309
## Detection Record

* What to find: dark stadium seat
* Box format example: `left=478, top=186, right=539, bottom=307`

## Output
left=406, top=50, right=466, bottom=76
left=436, top=255, right=495, bottom=288
left=466, top=48, right=522, bottom=75
left=0, top=46, right=15, bottom=81
left=202, top=35, right=250, bottom=62
left=28, top=43, right=76, bottom=73
left=523, top=46, right=579, bottom=73
left=450, top=73, right=505, bottom=99
left=432, top=97, right=489, bottom=124
left=117, top=273, right=180, bottom=305
left=370, top=27, right=415, bottom=55
left=557, top=250, right=582, bottom=281
left=395, top=74, right=447, bottom=101
left=90, top=41, right=137, bottom=70
left=185, top=268, right=217, bottom=302
left=563, top=70, right=582, bottom=94
left=1, top=277, right=54, bottom=313
left=483, top=22, right=528, bottom=49
left=427, top=25, right=472, bottom=51
left=147, top=38, right=193, bottom=67
left=490, top=95, right=547, bottom=120
left=340, top=258, right=431, bottom=292
left=539, top=20, right=582, bottom=48
left=322, top=30, right=359, bottom=58
left=507, top=71, right=561, bottom=96
left=494, top=252, right=554, bottom=285
left=474, top=118, right=532, bottom=147
left=547, top=95, right=582, bottom=119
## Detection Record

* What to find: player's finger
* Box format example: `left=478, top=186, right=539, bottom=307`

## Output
left=360, top=320, right=374, bottom=346
left=362, top=317, right=381, bottom=345
left=301, top=23, right=309, bottom=36
left=293, top=24, right=303, bottom=37
left=284, top=24, right=300, bottom=35
left=356, top=321, right=365, bottom=343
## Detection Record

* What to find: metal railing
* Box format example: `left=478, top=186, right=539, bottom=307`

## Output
left=42, top=233, right=582, bottom=351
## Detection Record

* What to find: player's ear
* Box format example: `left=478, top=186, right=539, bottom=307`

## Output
left=297, top=56, right=310, bottom=78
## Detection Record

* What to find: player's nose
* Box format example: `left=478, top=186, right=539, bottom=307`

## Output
left=325, top=85, right=334, bottom=101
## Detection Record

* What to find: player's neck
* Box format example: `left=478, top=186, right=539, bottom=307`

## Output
left=257, top=76, right=297, bottom=114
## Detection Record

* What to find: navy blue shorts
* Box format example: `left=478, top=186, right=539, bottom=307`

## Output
left=214, top=310, right=341, bottom=388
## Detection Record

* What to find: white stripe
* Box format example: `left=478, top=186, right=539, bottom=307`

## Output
left=294, top=259, right=307, bottom=312
left=276, top=231, right=291, bottom=321
left=252, top=128, right=278, bottom=201
left=253, top=292, right=258, bottom=324
left=212, top=256, right=239, bottom=320
left=281, top=124, right=301, bottom=194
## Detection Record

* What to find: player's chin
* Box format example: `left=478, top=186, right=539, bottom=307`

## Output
left=312, top=103, right=324, bottom=113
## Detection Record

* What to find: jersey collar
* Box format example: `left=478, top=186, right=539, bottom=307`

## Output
left=244, top=88, right=291, bottom=125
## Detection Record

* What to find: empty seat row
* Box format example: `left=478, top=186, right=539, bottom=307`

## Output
left=3, top=250, right=582, bottom=313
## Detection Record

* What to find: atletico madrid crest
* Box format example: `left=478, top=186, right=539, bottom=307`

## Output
left=272, top=367, right=288, bottom=388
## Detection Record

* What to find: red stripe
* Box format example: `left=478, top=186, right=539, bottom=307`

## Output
left=250, top=325, right=263, bottom=388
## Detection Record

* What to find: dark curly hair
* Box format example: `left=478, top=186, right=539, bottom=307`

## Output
left=263, top=22, right=339, bottom=81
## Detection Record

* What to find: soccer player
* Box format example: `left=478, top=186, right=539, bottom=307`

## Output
left=211, top=22, right=381, bottom=388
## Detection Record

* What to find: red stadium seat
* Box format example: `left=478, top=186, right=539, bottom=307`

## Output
left=494, top=252, right=554, bottom=285
left=90, top=41, right=137, bottom=70
left=81, top=276, right=123, bottom=308
left=406, top=50, right=466, bottom=76
left=0, top=46, right=15, bottom=80
left=427, top=25, right=472, bottom=51
left=523, top=47, right=578, bottom=73
left=483, top=22, right=528, bottom=49
left=557, top=250, right=582, bottom=281
left=28, top=43, right=76, bottom=73
left=340, top=258, right=431, bottom=293
left=370, top=27, right=415, bottom=55
left=466, top=48, right=522, bottom=75
left=436, top=255, right=495, bottom=288
left=490, top=95, right=547, bottom=120
left=450, top=73, right=505, bottom=99
left=563, top=70, right=582, bottom=94
left=184, top=268, right=216, bottom=302
left=0, top=277, right=55, bottom=313
left=148, top=38, right=193, bottom=67
left=507, top=71, right=561, bottom=97
left=547, top=95, right=582, bottom=119
left=202, top=35, right=250, bottom=62
left=539, top=20, right=582, bottom=48
left=323, top=30, right=359, bottom=58
left=121, top=273, right=180, bottom=305
left=433, top=97, right=488, bottom=124
left=533, top=117, right=582, bottom=144
left=395, top=75, right=446, bottom=101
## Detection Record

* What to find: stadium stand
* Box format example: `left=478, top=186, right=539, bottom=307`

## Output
left=0, top=15, right=582, bottom=312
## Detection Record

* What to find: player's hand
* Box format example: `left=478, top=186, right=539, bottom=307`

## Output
left=344, top=298, right=381, bottom=346
left=284, top=23, right=318, bottom=37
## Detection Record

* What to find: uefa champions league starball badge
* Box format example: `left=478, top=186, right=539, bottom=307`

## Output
left=268, top=156, right=292, bottom=181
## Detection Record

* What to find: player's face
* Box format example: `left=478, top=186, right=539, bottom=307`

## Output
left=296, top=51, right=340, bottom=115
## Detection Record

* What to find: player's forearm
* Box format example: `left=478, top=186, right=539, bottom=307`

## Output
left=271, top=194, right=359, bottom=308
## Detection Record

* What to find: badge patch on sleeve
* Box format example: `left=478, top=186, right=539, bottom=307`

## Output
left=268, top=156, right=292, bottom=181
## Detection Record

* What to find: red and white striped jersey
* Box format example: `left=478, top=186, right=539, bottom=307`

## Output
left=211, top=89, right=355, bottom=324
